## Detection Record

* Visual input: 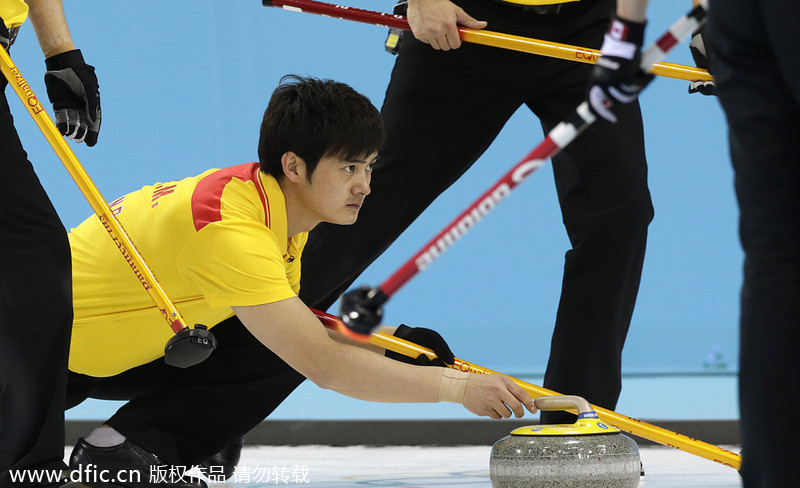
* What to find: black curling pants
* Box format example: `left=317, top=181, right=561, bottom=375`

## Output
left=0, top=87, right=73, bottom=487
left=707, top=1, right=800, bottom=486
left=299, top=0, right=652, bottom=424
left=65, top=316, right=306, bottom=466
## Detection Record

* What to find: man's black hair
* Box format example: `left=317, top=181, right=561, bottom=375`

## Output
left=258, top=75, right=384, bottom=179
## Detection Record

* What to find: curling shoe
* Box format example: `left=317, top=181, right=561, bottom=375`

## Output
left=199, top=437, right=243, bottom=481
left=69, top=438, right=206, bottom=488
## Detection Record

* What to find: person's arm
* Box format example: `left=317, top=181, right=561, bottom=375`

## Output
left=25, top=0, right=73, bottom=57
left=406, top=0, right=486, bottom=51
left=25, top=0, right=102, bottom=146
left=233, top=297, right=537, bottom=419
left=616, top=0, right=649, bottom=23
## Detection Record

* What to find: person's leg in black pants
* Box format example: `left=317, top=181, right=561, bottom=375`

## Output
left=67, top=316, right=305, bottom=466
left=522, top=4, right=651, bottom=423
left=532, top=93, right=650, bottom=424
left=708, top=1, right=800, bottom=486
left=0, top=88, right=73, bottom=487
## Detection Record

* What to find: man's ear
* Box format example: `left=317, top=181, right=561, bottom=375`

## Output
left=280, top=151, right=305, bottom=183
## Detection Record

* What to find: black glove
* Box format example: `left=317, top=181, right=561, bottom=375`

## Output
left=1, top=18, right=18, bottom=91
left=44, top=49, right=101, bottom=146
left=587, top=15, right=654, bottom=123
left=688, top=29, right=716, bottom=96
left=1, top=18, right=19, bottom=51
left=385, top=324, right=455, bottom=367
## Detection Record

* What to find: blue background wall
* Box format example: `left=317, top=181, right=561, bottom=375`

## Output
left=6, top=1, right=739, bottom=420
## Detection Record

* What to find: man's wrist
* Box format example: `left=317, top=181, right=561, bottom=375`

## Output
left=615, top=0, right=649, bottom=24
left=438, top=368, right=469, bottom=403
left=45, top=48, right=85, bottom=69
left=608, top=14, right=646, bottom=45
left=601, top=14, right=646, bottom=60
left=43, top=40, right=75, bottom=58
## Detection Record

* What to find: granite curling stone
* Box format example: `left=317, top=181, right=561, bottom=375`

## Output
left=490, top=395, right=640, bottom=488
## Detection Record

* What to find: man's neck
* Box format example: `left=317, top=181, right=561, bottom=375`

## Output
left=279, top=179, right=318, bottom=237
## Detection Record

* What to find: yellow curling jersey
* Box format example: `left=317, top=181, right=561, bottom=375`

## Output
left=0, top=0, right=28, bottom=29
left=68, top=163, right=307, bottom=377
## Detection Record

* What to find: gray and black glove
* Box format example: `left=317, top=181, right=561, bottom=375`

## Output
left=587, top=14, right=654, bottom=123
left=1, top=18, right=18, bottom=90
left=688, top=29, right=716, bottom=96
left=44, top=49, right=101, bottom=146
left=1, top=18, right=19, bottom=51
left=385, top=324, right=455, bottom=367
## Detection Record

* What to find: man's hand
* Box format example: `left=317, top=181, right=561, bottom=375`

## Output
left=385, top=324, right=455, bottom=366
left=688, top=29, right=715, bottom=96
left=587, top=15, right=653, bottom=123
left=462, top=374, right=537, bottom=419
left=407, top=0, right=486, bottom=51
left=44, top=49, right=101, bottom=146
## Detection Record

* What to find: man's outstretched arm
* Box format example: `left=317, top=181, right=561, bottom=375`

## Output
left=233, top=296, right=537, bottom=419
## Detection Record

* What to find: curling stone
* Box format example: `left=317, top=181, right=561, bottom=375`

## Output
left=490, top=395, right=640, bottom=488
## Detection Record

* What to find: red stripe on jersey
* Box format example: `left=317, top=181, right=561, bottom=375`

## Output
left=256, top=169, right=271, bottom=229
left=191, top=163, right=270, bottom=231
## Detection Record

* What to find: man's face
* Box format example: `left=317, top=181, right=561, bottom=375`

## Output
left=300, top=152, right=377, bottom=225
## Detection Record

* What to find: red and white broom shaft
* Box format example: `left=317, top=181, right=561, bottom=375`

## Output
left=379, top=108, right=587, bottom=297
left=264, top=0, right=409, bottom=30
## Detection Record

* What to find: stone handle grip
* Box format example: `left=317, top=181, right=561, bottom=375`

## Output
left=534, top=395, right=594, bottom=416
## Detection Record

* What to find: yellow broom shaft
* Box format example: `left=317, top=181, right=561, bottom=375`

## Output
left=266, top=0, right=712, bottom=83
left=460, top=28, right=713, bottom=82
left=0, top=47, right=188, bottom=334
